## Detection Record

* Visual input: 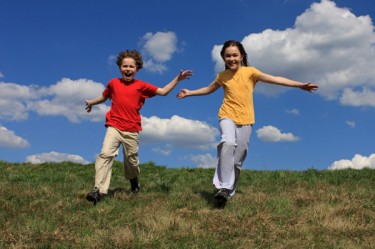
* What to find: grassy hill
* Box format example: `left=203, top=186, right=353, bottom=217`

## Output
left=1, top=161, right=375, bottom=248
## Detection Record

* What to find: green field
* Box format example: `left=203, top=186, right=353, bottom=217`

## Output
left=1, top=161, right=375, bottom=248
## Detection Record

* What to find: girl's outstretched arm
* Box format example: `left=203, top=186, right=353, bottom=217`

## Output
left=258, top=72, right=318, bottom=93
left=85, top=95, right=108, bottom=113
left=156, top=70, right=193, bottom=96
left=177, top=80, right=221, bottom=99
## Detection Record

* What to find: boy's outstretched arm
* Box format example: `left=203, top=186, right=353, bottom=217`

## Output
left=258, top=73, right=318, bottom=93
left=156, top=70, right=193, bottom=96
left=85, top=95, right=108, bottom=113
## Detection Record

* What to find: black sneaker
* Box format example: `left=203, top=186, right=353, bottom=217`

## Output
left=86, top=188, right=102, bottom=206
left=215, top=188, right=230, bottom=202
left=129, top=178, right=140, bottom=193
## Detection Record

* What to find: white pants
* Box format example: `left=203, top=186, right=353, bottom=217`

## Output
left=213, top=118, right=252, bottom=197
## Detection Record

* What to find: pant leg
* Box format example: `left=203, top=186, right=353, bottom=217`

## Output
left=213, top=118, right=236, bottom=190
left=94, top=126, right=120, bottom=194
left=119, top=131, right=140, bottom=180
left=230, top=124, right=252, bottom=196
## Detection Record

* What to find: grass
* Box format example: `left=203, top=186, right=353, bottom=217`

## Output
left=1, top=161, right=375, bottom=248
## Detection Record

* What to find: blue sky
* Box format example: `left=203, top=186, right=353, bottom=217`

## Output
left=1, top=0, right=375, bottom=170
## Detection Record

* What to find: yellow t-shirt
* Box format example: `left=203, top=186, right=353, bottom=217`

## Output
left=215, top=66, right=261, bottom=125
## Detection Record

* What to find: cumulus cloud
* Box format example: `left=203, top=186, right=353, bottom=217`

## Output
left=340, top=87, right=375, bottom=107
left=0, top=125, right=30, bottom=148
left=0, top=82, right=39, bottom=120
left=143, top=59, right=168, bottom=73
left=212, top=0, right=375, bottom=106
left=328, top=153, right=375, bottom=170
left=26, top=151, right=90, bottom=164
left=30, top=78, right=108, bottom=123
left=141, top=115, right=219, bottom=150
left=256, top=125, right=300, bottom=142
left=0, top=78, right=109, bottom=123
left=140, top=31, right=179, bottom=73
left=191, top=153, right=217, bottom=169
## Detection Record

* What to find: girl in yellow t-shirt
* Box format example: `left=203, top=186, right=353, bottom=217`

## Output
left=177, top=40, right=318, bottom=204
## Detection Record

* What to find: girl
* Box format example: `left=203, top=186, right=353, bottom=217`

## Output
left=177, top=40, right=318, bottom=203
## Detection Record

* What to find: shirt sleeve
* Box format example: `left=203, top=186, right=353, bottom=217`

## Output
left=250, top=67, right=261, bottom=82
left=102, top=80, right=113, bottom=99
left=141, top=82, right=158, bottom=98
left=214, top=73, right=223, bottom=86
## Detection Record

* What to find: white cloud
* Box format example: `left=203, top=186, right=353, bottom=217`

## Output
left=340, top=87, right=375, bottom=107
left=256, top=125, right=300, bottom=142
left=141, top=115, right=219, bottom=150
left=0, top=82, right=39, bottom=121
left=152, top=144, right=173, bottom=156
left=26, top=151, right=90, bottom=164
left=0, top=78, right=109, bottom=123
left=0, top=125, right=30, bottom=148
left=345, top=120, right=355, bottom=128
left=0, top=72, right=4, bottom=78
left=141, top=31, right=177, bottom=62
left=191, top=153, right=217, bottom=169
left=212, top=0, right=375, bottom=106
left=0, top=99, right=29, bottom=121
left=212, top=45, right=224, bottom=73
left=140, top=31, right=179, bottom=73
left=13, top=78, right=109, bottom=123
left=328, top=153, right=375, bottom=170
left=286, top=108, right=300, bottom=115
left=143, top=59, right=168, bottom=74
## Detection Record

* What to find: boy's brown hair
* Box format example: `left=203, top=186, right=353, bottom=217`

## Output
left=116, top=50, right=144, bottom=70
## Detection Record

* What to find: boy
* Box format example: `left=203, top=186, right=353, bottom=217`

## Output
left=86, top=50, right=192, bottom=205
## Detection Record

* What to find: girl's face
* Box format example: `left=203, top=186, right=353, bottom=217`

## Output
left=223, top=46, right=243, bottom=71
left=120, top=57, right=138, bottom=82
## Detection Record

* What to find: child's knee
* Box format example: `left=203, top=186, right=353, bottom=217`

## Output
left=127, top=153, right=139, bottom=167
left=219, top=139, right=236, bottom=149
left=98, top=150, right=117, bottom=159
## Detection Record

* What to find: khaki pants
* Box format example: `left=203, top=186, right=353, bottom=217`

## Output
left=94, top=126, right=140, bottom=194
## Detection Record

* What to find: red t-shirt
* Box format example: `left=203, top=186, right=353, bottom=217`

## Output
left=102, top=78, right=158, bottom=132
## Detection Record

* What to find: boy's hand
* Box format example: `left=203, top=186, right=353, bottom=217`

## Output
left=85, top=100, right=92, bottom=113
left=178, top=70, right=193, bottom=81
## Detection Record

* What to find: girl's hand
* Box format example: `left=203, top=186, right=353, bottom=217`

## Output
left=177, top=70, right=193, bottom=81
left=177, top=89, right=189, bottom=99
left=300, top=82, right=319, bottom=93
left=85, top=100, right=92, bottom=113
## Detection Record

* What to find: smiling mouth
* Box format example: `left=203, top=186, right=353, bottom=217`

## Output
left=124, top=72, right=132, bottom=77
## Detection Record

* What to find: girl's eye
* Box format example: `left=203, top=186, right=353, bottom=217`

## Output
left=225, top=54, right=239, bottom=58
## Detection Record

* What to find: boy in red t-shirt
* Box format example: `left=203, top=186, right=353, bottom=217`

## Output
left=85, top=50, right=192, bottom=205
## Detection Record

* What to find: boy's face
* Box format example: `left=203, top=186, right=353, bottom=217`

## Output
left=120, top=57, right=137, bottom=82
